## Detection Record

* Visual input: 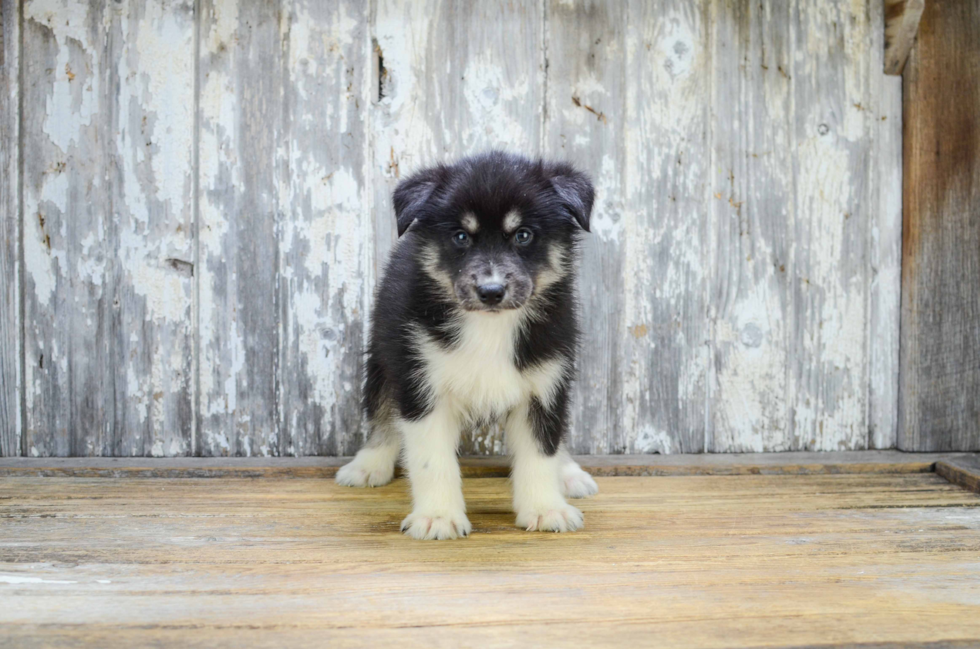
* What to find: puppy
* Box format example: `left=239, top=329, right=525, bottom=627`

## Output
left=336, top=151, right=599, bottom=540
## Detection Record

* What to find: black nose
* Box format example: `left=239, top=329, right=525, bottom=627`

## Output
left=476, top=284, right=506, bottom=306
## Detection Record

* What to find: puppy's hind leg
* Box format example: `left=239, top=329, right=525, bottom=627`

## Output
left=558, top=444, right=599, bottom=499
left=335, top=419, right=400, bottom=488
left=507, top=402, right=583, bottom=533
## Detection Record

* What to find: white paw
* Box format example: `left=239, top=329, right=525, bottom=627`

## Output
left=561, top=464, right=599, bottom=499
left=335, top=451, right=396, bottom=488
left=516, top=502, right=584, bottom=533
left=400, top=510, right=472, bottom=540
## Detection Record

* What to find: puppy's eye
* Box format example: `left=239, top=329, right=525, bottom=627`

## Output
left=514, top=228, right=533, bottom=245
left=452, top=231, right=470, bottom=246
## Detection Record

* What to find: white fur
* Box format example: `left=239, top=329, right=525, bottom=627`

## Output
left=461, top=212, right=479, bottom=233
left=398, top=403, right=472, bottom=540
left=503, top=209, right=522, bottom=233
left=411, top=311, right=584, bottom=536
left=337, top=304, right=594, bottom=539
left=507, top=405, right=583, bottom=532
left=558, top=446, right=599, bottom=498
left=335, top=438, right=400, bottom=487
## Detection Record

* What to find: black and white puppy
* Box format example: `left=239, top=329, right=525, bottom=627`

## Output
left=336, top=151, right=599, bottom=540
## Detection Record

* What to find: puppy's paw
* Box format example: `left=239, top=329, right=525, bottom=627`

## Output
left=516, top=503, right=584, bottom=533
left=560, top=463, right=599, bottom=499
left=335, top=452, right=396, bottom=488
left=400, top=510, right=472, bottom=540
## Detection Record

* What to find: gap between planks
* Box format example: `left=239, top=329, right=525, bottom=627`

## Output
left=0, top=451, right=977, bottom=492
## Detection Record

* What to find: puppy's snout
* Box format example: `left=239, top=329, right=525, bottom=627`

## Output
left=476, top=283, right=506, bottom=306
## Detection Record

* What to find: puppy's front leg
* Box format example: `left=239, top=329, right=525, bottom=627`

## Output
left=506, top=402, right=583, bottom=532
left=399, top=405, right=471, bottom=540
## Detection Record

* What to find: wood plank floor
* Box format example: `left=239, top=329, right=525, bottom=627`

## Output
left=2, top=473, right=979, bottom=648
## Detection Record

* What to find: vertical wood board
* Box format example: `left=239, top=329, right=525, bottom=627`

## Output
left=277, top=0, right=371, bottom=456
left=899, top=0, right=980, bottom=451
left=371, top=0, right=545, bottom=455
left=545, top=0, right=628, bottom=453
left=22, top=0, right=112, bottom=456
left=622, top=0, right=710, bottom=454
left=107, top=0, right=196, bottom=456
left=197, top=0, right=282, bottom=456
left=0, top=0, right=21, bottom=455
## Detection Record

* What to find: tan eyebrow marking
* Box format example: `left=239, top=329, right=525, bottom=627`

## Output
left=461, top=213, right=479, bottom=234
left=503, top=209, right=522, bottom=233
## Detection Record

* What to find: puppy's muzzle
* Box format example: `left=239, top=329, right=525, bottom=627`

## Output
left=476, top=283, right=506, bottom=306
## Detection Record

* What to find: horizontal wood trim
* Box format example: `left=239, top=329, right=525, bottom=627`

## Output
left=935, top=457, right=980, bottom=494
left=0, top=451, right=975, bottom=480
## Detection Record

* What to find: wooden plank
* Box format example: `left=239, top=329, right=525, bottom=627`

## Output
left=106, top=0, right=196, bottom=456
left=544, top=0, right=627, bottom=453
left=869, top=71, right=903, bottom=449
left=787, top=0, right=878, bottom=450
left=883, top=0, right=924, bottom=76
left=0, top=0, right=21, bottom=456
left=1, top=473, right=978, bottom=647
left=708, top=0, right=795, bottom=451
left=899, top=0, right=980, bottom=452
left=22, top=0, right=113, bottom=456
left=197, top=0, right=283, bottom=456
left=622, top=0, right=710, bottom=453
left=371, top=0, right=544, bottom=454
left=1, top=451, right=973, bottom=479
left=936, top=456, right=980, bottom=495
left=277, top=0, right=371, bottom=456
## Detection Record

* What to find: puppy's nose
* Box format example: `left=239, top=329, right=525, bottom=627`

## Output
left=476, top=284, right=506, bottom=306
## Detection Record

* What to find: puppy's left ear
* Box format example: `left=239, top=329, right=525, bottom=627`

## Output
left=549, top=165, right=594, bottom=232
left=392, top=165, right=448, bottom=237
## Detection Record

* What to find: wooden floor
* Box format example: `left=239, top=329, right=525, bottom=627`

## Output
left=2, top=468, right=980, bottom=647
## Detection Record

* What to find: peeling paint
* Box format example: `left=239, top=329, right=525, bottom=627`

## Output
left=14, top=0, right=899, bottom=457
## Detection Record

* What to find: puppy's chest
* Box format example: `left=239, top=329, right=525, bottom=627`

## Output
left=421, top=312, right=529, bottom=413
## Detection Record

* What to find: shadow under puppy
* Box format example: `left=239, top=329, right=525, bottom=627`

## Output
left=337, top=151, right=599, bottom=540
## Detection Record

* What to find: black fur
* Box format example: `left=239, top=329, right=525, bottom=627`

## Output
left=365, top=151, right=593, bottom=455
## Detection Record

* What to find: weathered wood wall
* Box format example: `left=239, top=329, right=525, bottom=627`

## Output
left=899, top=0, right=980, bottom=452
left=1, top=0, right=904, bottom=457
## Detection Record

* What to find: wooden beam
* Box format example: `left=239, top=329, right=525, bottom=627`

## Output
left=936, top=456, right=980, bottom=494
left=884, top=0, right=924, bottom=75
left=900, top=0, right=980, bottom=451
left=1, top=451, right=976, bottom=479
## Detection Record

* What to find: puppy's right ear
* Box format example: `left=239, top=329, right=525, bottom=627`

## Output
left=392, top=166, right=447, bottom=237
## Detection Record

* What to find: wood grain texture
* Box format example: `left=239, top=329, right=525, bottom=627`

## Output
left=106, top=0, right=196, bottom=456
left=22, top=0, right=113, bottom=456
left=9, top=0, right=910, bottom=456
left=936, top=456, right=980, bottom=495
left=277, top=0, right=371, bottom=456
left=869, top=71, right=903, bottom=448
left=545, top=0, right=628, bottom=453
left=708, top=0, right=890, bottom=452
left=900, top=0, right=980, bottom=452
left=1, top=450, right=974, bottom=479
left=0, top=0, right=21, bottom=456
left=709, top=0, right=795, bottom=451
left=622, top=0, right=710, bottom=454
left=197, top=0, right=282, bottom=456
left=1, top=473, right=978, bottom=647
left=883, top=0, right=924, bottom=76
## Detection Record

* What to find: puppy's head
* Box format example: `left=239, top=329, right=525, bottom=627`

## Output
left=393, top=152, right=594, bottom=313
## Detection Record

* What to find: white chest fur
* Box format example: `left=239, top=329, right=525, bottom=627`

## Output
left=416, top=310, right=565, bottom=419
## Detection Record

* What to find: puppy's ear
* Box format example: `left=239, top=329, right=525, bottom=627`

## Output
left=392, top=166, right=448, bottom=236
left=548, top=164, right=594, bottom=232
